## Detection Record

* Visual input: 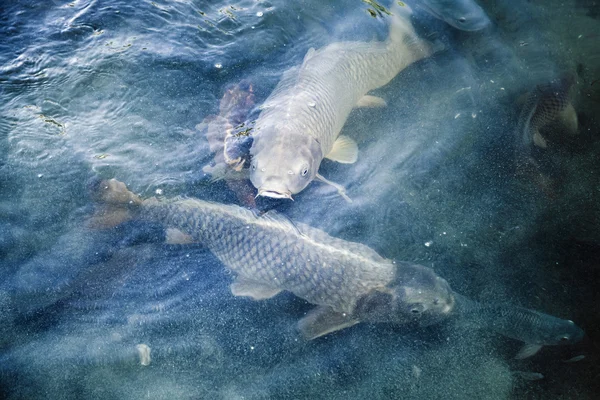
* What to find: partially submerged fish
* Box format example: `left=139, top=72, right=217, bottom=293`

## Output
left=92, top=179, right=456, bottom=339
left=411, top=0, right=491, bottom=31
left=248, top=5, right=433, bottom=201
left=198, top=80, right=257, bottom=206
left=455, top=294, right=585, bottom=359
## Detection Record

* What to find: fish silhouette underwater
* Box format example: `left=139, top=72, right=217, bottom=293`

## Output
left=90, top=179, right=585, bottom=356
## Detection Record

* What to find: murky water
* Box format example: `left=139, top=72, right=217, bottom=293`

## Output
left=1, top=0, right=599, bottom=398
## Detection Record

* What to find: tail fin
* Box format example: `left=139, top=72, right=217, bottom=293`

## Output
left=386, top=2, right=435, bottom=65
left=88, top=179, right=143, bottom=229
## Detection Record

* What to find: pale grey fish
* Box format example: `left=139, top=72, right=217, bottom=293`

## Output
left=412, top=0, right=491, bottom=31
left=454, top=294, right=585, bottom=359
left=249, top=4, right=433, bottom=201
left=93, top=179, right=456, bottom=340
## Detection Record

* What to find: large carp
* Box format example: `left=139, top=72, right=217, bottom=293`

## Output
left=248, top=5, right=433, bottom=200
left=91, top=179, right=456, bottom=339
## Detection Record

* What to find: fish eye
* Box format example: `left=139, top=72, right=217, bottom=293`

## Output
left=301, top=168, right=309, bottom=176
left=458, top=17, right=466, bottom=23
left=410, top=308, right=421, bottom=314
left=559, top=336, right=570, bottom=342
left=251, top=162, right=257, bottom=171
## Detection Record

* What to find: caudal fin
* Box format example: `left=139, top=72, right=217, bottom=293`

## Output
left=88, top=179, right=143, bottom=229
left=386, top=2, right=436, bottom=66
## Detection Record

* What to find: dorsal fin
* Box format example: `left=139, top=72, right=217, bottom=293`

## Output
left=294, top=221, right=391, bottom=264
left=171, top=198, right=389, bottom=265
left=258, top=210, right=304, bottom=236
left=256, top=210, right=389, bottom=264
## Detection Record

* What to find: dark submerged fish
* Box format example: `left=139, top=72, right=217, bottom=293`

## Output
left=198, top=80, right=257, bottom=206
left=516, top=74, right=578, bottom=152
left=412, top=0, right=491, bottom=31
left=92, top=179, right=456, bottom=339
left=514, top=74, right=579, bottom=196
left=455, top=294, right=585, bottom=359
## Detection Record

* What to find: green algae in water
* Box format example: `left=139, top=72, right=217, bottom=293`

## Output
left=362, top=0, right=392, bottom=17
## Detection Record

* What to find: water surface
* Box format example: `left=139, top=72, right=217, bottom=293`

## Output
left=1, top=0, right=599, bottom=398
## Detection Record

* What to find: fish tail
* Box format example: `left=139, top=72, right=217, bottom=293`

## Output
left=87, top=178, right=143, bottom=229
left=386, top=2, right=434, bottom=65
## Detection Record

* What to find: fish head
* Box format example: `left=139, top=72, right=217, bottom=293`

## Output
left=249, top=132, right=322, bottom=199
left=355, top=263, right=455, bottom=326
left=421, top=0, right=491, bottom=31
left=535, top=316, right=585, bottom=346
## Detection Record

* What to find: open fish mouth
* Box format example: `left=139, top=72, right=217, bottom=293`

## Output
left=256, top=188, right=294, bottom=200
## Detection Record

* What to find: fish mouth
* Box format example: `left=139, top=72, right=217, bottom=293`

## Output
left=256, top=188, right=294, bottom=200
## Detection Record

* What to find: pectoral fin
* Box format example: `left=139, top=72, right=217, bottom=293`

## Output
left=165, top=228, right=195, bottom=245
left=230, top=278, right=282, bottom=300
left=298, top=306, right=360, bottom=340
left=326, top=135, right=358, bottom=164
left=355, top=95, right=387, bottom=108
left=515, top=343, right=543, bottom=359
left=532, top=130, right=548, bottom=148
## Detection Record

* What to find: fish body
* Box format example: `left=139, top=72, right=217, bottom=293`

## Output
left=455, top=294, right=585, bottom=359
left=94, top=179, right=455, bottom=339
left=413, top=0, right=491, bottom=31
left=516, top=75, right=578, bottom=152
left=514, top=75, right=578, bottom=195
left=199, top=81, right=257, bottom=206
left=249, top=6, right=432, bottom=200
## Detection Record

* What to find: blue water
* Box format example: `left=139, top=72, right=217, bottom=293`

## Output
left=1, top=0, right=599, bottom=398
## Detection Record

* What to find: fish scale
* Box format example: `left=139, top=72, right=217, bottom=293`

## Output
left=93, top=179, right=456, bottom=338
left=140, top=197, right=395, bottom=313
left=248, top=6, right=433, bottom=199
left=454, top=294, right=584, bottom=358
left=516, top=75, right=576, bottom=149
